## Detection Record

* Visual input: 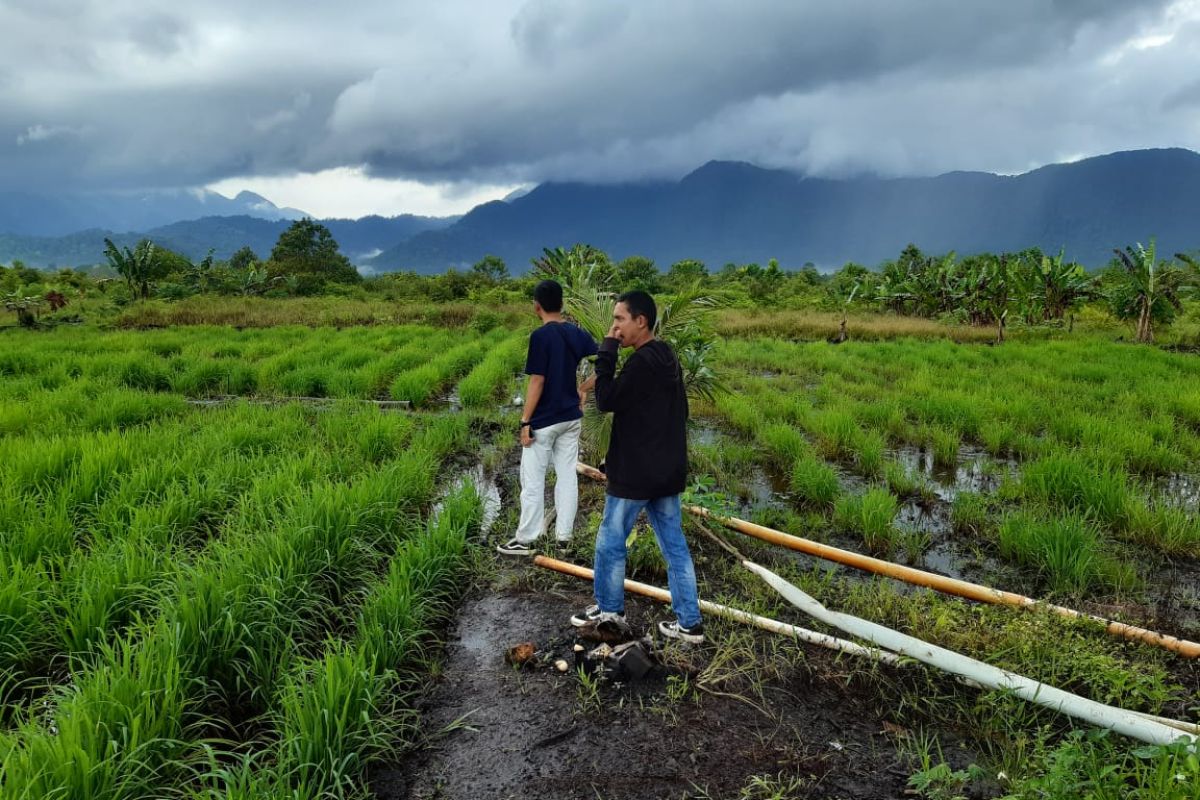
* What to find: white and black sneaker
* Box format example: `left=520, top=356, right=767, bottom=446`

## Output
left=496, top=538, right=534, bottom=556
left=570, top=604, right=626, bottom=627
left=658, top=620, right=705, bottom=644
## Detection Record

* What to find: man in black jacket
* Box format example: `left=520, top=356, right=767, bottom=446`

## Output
left=569, top=291, right=703, bottom=643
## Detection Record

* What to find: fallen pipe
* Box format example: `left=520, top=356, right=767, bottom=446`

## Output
left=689, top=505, right=1200, bottom=660
left=574, top=464, right=1200, bottom=659
left=532, top=555, right=904, bottom=665
left=534, top=554, right=1199, bottom=737
left=744, top=560, right=1196, bottom=749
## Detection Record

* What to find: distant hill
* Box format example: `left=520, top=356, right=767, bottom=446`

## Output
left=0, top=214, right=457, bottom=269
left=8, top=149, right=1200, bottom=273
left=0, top=189, right=309, bottom=238
left=366, top=148, right=1200, bottom=272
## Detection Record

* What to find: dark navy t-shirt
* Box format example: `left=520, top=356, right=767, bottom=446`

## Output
left=524, top=322, right=599, bottom=430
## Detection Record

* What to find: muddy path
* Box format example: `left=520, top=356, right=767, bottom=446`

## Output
left=369, top=575, right=917, bottom=800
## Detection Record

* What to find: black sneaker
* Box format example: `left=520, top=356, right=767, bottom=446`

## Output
left=496, top=538, right=534, bottom=556
left=658, top=620, right=705, bottom=643
left=570, top=604, right=626, bottom=627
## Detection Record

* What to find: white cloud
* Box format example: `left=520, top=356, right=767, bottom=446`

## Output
left=16, top=123, right=87, bottom=145
left=206, top=166, right=527, bottom=218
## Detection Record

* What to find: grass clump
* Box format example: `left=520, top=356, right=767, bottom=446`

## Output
left=997, top=511, right=1139, bottom=596
left=833, top=487, right=899, bottom=555
left=790, top=455, right=840, bottom=508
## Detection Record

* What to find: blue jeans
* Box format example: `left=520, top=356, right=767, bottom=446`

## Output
left=594, top=494, right=702, bottom=629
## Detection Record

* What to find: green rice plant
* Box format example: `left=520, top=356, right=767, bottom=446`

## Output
left=357, top=485, right=479, bottom=670
left=714, top=391, right=762, bottom=436
left=172, top=359, right=231, bottom=397
left=1123, top=501, right=1200, bottom=557
left=0, top=557, right=54, bottom=679
left=0, top=492, right=75, bottom=563
left=854, top=429, right=886, bottom=477
left=833, top=488, right=899, bottom=555
left=809, top=409, right=860, bottom=461
left=273, top=644, right=390, bottom=800
left=2, top=435, right=84, bottom=492
left=276, top=365, right=339, bottom=398
left=883, top=460, right=923, bottom=499
left=1020, top=452, right=1132, bottom=530
left=117, top=358, right=172, bottom=392
left=0, top=623, right=189, bottom=800
left=997, top=511, right=1138, bottom=595
left=789, top=454, right=840, bottom=508
left=83, top=388, right=188, bottom=431
left=757, top=423, right=812, bottom=465
left=389, top=338, right=490, bottom=406
left=55, top=535, right=174, bottom=657
left=457, top=333, right=527, bottom=408
left=352, top=413, right=415, bottom=464
left=950, top=492, right=993, bottom=537
left=922, top=425, right=960, bottom=469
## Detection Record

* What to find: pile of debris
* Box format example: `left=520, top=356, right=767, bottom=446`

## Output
left=504, top=618, right=673, bottom=684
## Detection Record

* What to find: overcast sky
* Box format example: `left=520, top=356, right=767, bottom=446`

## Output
left=4, top=0, right=1200, bottom=217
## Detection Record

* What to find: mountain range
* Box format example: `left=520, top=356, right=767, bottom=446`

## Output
left=366, top=148, right=1200, bottom=271
left=4, top=148, right=1200, bottom=272
left=0, top=188, right=308, bottom=238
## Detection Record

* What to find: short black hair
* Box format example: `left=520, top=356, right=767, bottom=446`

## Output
left=533, top=279, right=563, bottom=312
left=616, top=290, right=656, bottom=330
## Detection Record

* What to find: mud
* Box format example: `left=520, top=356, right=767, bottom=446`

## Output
left=370, top=585, right=919, bottom=800
left=1154, top=472, right=1200, bottom=512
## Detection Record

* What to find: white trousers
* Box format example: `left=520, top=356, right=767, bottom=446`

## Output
left=515, top=418, right=582, bottom=543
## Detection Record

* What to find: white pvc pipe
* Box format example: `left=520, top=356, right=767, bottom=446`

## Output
left=744, top=560, right=1196, bottom=749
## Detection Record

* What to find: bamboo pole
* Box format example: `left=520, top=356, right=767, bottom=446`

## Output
left=746, top=561, right=1196, bottom=749
left=532, top=555, right=903, bottom=665
left=574, top=462, right=1200, bottom=659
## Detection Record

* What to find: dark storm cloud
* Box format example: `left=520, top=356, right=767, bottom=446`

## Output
left=1, top=0, right=1197, bottom=194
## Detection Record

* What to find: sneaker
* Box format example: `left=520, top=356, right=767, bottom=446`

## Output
left=570, top=604, right=626, bottom=627
left=496, top=538, right=534, bottom=556
left=658, top=620, right=705, bottom=644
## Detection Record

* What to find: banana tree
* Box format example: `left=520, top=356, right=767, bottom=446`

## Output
left=103, top=238, right=160, bottom=300
left=1032, top=250, right=1095, bottom=321
left=1175, top=251, right=1200, bottom=297
left=1111, top=241, right=1185, bottom=343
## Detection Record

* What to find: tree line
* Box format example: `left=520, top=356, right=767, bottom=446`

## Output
left=3, top=219, right=1199, bottom=342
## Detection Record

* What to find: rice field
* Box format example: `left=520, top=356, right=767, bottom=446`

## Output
left=683, top=330, right=1200, bottom=797
left=2, top=315, right=1198, bottom=798
left=0, top=323, right=520, bottom=799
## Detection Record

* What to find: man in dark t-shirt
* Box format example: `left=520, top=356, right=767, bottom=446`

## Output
left=569, top=290, right=703, bottom=643
left=498, top=280, right=598, bottom=556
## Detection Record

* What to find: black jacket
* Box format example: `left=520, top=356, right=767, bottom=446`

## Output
left=595, top=337, right=688, bottom=499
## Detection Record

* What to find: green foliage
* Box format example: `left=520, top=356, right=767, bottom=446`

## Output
left=104, top=237, right=167, bottom=300
left=833, top=487, right=899, bottom=554
left=267, top=219, right=360, bottom=295
left=1108, top=240, right=1186, bottom=342
left=615, top=255, right=661, bottom=293
left=471, top=254, right=509, bottom=283
left=997, top=511, right=1137, bottom=595
left=790, top=454, right=841, bottom=508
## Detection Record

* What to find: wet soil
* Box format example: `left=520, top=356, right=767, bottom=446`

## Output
left=369, top=581, right=919, bottom=800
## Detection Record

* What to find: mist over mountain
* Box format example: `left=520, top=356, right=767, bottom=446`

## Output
left=0, top=214, right=457, bottom=268
left=366, top=148, right=1200, bottom=272
left=0, top=189, right=311, bottom=238
left=5, top=149, right=1200, bottom=272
